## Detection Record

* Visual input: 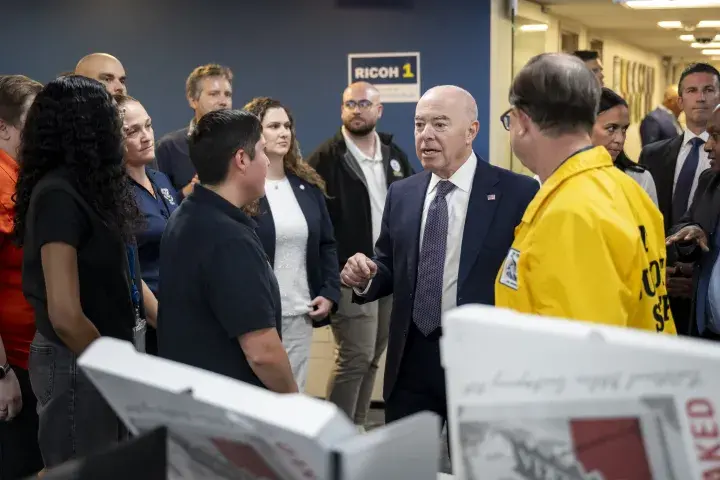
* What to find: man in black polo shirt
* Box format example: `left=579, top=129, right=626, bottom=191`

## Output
left=157, top=109, right=297, bottom=393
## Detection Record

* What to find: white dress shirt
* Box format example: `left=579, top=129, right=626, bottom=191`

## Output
left=421, top=152, right=477, bottom=316
left=673, top=129, right=710, bottom=204
left=342, top=128, right=387, bottom=244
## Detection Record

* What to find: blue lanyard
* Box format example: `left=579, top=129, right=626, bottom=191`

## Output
left=126, top=245, right=141, bottom=311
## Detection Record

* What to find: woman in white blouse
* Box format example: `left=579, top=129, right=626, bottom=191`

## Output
left=592, top=87, right=659, bottom=206
left=245, top=97, right=340, bottom=392
left=534, top=87, right=659, bottom=207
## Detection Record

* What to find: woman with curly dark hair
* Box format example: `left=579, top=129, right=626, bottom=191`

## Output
left=244, top=97, right=339, bottom=392
left=13, top=75, right=142, bottom=468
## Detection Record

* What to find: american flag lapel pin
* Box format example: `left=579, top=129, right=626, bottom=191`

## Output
left=487, top=194, right=496, bottom=201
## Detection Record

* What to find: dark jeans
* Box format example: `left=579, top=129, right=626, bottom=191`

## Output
left=28, top=332, right=127, bottom=469
left=0, top=364, right=44, bottom=479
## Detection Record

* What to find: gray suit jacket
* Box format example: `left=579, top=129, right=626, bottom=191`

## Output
left=640, top=107, right=680, bottom=147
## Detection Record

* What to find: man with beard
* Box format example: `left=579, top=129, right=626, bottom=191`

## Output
left=307, top=81, right=413, bottom=431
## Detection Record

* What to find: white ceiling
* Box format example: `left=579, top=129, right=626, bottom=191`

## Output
left=532, top=0, right=720, bottom=62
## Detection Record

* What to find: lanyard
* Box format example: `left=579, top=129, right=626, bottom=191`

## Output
left=126, top=245, right=141, bottom=316
left=549, top=145, right=595, bottom=177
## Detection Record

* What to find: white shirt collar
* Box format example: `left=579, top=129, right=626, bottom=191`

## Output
left=428, top=151, right=477, bottom=194
left=342, top=127, right=383, bottom=163
left=683, top=129, right=709, bottom=145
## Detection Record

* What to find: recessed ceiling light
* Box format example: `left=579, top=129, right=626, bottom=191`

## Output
left=702, top=49, right=720, bottom=55
left=518, top=24, right=549, bottom=32
left=698, top=21, right=720, bottom=28
left=691, top=42, right=720, bottom=49
left=679, top=34, right=695, bottom=41
left=658, top=21, right=683, bottom=28
left=623, top=0, right=720, bottom=8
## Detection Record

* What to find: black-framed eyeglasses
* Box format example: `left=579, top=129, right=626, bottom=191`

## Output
left=343, top=100, right=374, bottom=111
left=500, top=107, right=512, bottom=131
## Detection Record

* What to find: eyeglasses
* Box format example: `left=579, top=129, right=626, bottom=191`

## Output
left=343, top=100, right=374, bottom=111
left=500, top=107, right=512, bottom=131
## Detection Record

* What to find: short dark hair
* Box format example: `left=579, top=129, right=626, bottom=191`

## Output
left=188, top=109, right=262, bottom=185
left=598, top=87, right=627, bottom=115
left=678, top=62, right=720, bottom=94
left=510, top=53, right=600, bottom=137
left=0, top=75, right=42, bottom=127
left=573, top=50, right=599, bottom=62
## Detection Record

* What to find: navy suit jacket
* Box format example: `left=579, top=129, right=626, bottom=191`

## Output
left=354, top=156, right=539, bottom=399
left=255, top=174, right=341, bottom=325
left=640, top=108, right=680, bottom=147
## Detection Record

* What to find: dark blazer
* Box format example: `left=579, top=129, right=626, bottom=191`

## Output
left=639, top=134, right=693, bottom=335
left=668, top=168, right=720, bottom=338
left=639, top=134, right=684, bottom=233
left=255, top=174, right=341, bottom=325
left=353, top=157, right=539, bottom=400
left=640, top=108, right=680, bottom=147
left=307, top=130, right=415, bottom=270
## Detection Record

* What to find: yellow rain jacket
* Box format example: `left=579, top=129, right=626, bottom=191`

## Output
left=495, top=146, right=676, bottom=335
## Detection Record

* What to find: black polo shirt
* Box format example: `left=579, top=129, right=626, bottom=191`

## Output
left=157, top=185, right=281, bottom=388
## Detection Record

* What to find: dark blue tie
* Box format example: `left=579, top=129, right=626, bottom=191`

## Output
left=673, top=137, right=705, bottom=223
left=412, top=180, right=456, bottom=336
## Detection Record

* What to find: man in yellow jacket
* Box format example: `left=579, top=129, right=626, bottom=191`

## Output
left=495, top=53, right=676, bottom=335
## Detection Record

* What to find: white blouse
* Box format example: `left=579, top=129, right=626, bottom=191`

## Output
left=264, top=177, right=312, bottom=317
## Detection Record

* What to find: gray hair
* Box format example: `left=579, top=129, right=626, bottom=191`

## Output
left=509, top=53, right=600, bottom=137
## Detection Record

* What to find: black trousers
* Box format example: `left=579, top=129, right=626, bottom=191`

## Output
left=145, top=325, right=158, bottom=356
left=0, top=365, right=44, bottom=479
left=385, top=324, right=451, bottom=459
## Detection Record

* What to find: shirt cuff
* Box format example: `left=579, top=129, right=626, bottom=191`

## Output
left=353, top=279, right=373, bottom=296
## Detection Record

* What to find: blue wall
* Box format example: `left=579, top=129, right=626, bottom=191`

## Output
left=3, top=0, right=491, bottom=170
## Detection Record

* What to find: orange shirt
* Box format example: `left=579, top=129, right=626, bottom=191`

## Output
left=0, top=149, right=35, bottom=369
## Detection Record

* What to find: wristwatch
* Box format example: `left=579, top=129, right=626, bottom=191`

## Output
left=0, top=362, right=11, bottom=380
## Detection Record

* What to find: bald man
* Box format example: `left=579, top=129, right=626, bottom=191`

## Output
left=307, top=81, right=413, bottom=431
left=341, top=85, right=538, bottom=428
left=75, top=53, right=127, bottom=95
left=640, top=85, right=682, bottom=146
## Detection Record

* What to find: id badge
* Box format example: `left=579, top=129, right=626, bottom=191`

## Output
left=133, top=308, right=147, bottom=353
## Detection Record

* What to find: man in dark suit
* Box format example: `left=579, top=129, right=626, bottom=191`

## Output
left=640, top=62, right=720, bottom=334
left=666, top=104, right=720, bottom=339
left=640, top=86, right=682, bottom=147
left=340, top=85, right=538, bottom=425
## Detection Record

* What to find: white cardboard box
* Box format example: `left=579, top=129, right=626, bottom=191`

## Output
left=78, top=338, right=441, bottom=480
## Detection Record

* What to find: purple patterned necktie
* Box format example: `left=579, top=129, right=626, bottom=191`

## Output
left=412, top=180, right=456, bottom=336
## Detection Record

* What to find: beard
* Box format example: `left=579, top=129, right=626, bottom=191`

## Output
left=343, top=117, right=376, bottom=136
